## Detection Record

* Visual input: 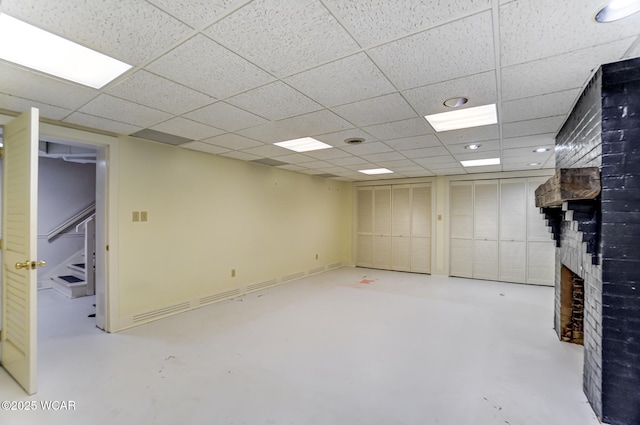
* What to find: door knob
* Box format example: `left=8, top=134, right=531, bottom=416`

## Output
left=15, top=261, right=30, bottom=270
left=31, top=260, right=46, bottom=269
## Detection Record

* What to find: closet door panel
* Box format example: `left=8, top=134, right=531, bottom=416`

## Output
left=499, top=240, right=526, bottom=283
left=357, top=187, right=373, bottom=234
left=500, top=180, right=527, bottom=241
left=412, top=184, right=431, bottom=237
left=473, top=240, right=499, bottom=280
left=411, top=237, right=431, bottom=273
left=357, top=234, right=373, bottom=268
left=450, top=238, right=473, bottom=278
left=392, top=236, right=411, bottom=271
left=373, top=236, right=392, bottom=269
left=450, top=182, right=473, bottom=239
left=527, top=240, right=555, bottom=286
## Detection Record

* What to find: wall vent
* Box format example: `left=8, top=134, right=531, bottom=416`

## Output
left=282, top=271, right=305, bottom=282
left=328, top=262, right=343, bottom=269
left=132, top=302, right=190, bottom=323
left=199, top=289, right=241, bottom=305
left=247, top=279, right=278, bottom=292
left=309, top=266, right=325, bottom=274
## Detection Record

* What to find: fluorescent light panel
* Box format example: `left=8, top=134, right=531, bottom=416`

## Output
left=460, top=157, right=501, bottom=167
left=358, top=168, right=394, bottom=175
left=273, top=137, right=332, bottom=152
left=425, top=104, right=497, bottom=132
left=0, top=13, right=132, bottom=89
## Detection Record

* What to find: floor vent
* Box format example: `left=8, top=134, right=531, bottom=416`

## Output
left=282, top=271, right=305, bottom=282
left=309, top=266, right=325, bottom=274
left=200, top=289, right=240, bottom=305
left=132, top=302, right=190, bottom=323
left=328, top=262, right=343, bottom=269
left=247, top=279, right=278, bottom=292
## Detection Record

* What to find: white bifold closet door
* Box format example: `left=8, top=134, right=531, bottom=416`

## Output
left=450, top=182, right=473, bottom=278
left=499, top=179, right=527, bottom=283
left=357, top=183, right=432, bottom=273
left=473, top=181, right=499, bottom=280
left=449, top=177, right=554, bottom=286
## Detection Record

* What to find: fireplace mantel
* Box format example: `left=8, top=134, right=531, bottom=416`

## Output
left=534, top=168, right=601, bottom=208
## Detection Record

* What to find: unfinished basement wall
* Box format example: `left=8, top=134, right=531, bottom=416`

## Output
left=114, top=136, right=353, bottom=328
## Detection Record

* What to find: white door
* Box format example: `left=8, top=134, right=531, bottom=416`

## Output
left=499, top=179, right=527, bottom=283
left=450, top=182, right=474, bottom=277
left=411, top=184, right=431, bottom=273
left=1, top=108, right=41, bottom=394
left=373, top=186, right=392, bottom=269
left=473, top=181, right=499, bottom=280
left=356, top=187, right=374, bottom=267
left=391, top=185, right=411, bottom=271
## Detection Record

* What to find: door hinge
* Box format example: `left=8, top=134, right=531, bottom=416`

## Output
left=0, top=147, right=4, bottom=158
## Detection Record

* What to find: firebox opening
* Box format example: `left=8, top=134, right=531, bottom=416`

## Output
left=560, top=265, right=584, bottom=345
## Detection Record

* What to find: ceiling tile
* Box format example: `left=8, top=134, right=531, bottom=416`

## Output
left=403, top=71, right=497, bottom=116
left=204, top=0, right=359, bottom=77
left=63, top=112, right=142, bottom=135
left=363, top=118, right=432, bottom=140
left=375, top=159, right=417, bottom=168
left=445, top=139, right=500, bottom=154
left=147, top=35, right=274, bottom=99
left=500, top=0, right=640, bottom=67
left=200, top=133, right=264, bottom=150
left=220, top=151, right=262, bottom=161
left=414, top=155, right=459, bottom=167
left=238, top=110, right=354, bottom=143
left=501, top=39, right=633, bottom=101
left=185, top=102, right=268, bottom=132
left=146, top=0, right=251, bottom=29
left=341, top=141, right=394, bottom=155
left=0, top=93, right=71, bottom=121
left=384, top=135, right=442, bottom=150
left=297, top=160, right=334, bottom=169
left=276, top=164, right=307, bottom=172
left=78, top=94, right=172, bottom=128
left=501, top=89, right=581, bottom=123
left=285, top=53, right=396, bottom=107
left=502, top=116, right=566, bottom=139
left=240, top=144, right=292, bottom=157
left=302, top=148, right=352, bottom=161
left=324, top=0, right=491, bottom=47
left=400, top=146, right=451, bottom=159
left=465, top=164, right=502, bottom=174
left=435, top=124, right=499, bottom=145
left=225, top=81, right=322, bottom=121
left=328, top=156, right=372, bottom=167
left=151, top=117, right=225, bottom=140
left=314, top=128, right=379, bottom=147
left=367, top=11, right=495, bottom=90
left=271, top=153, right=316, bottom=164
left=427, top=166, right=466, bottom=175
left=332, top=93, right=417, bottom=127
left=107, top=70, right=215, bottom=115
left=359, top=151, right=407, bottom=163
left=1, top=0, right=192, bottom=65
left=502, top=134, right=556, bottom=149
left=179, top=141, right=231, bottom=155
left=0, top=62, right=96, bottom=110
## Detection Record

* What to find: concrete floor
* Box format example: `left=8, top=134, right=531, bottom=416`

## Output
left=0, top=267, right=600, bottom=425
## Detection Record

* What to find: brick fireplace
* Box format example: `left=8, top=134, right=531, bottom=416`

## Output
left=538, top=57, right=640, bottom=425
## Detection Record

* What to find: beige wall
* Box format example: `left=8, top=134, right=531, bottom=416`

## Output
left=117, top=136, right=353, bottom=319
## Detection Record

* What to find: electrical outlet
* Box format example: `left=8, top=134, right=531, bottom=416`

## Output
left=141, top=211, right=148, bottom=222
left=231, top=269, right=236, bottom=277
left=132, top=211, right=139, bottom=222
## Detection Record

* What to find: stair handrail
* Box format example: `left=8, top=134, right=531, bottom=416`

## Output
left=76, top=213, right=96, bottom=232
left=47, top=203, right=95, bottom=242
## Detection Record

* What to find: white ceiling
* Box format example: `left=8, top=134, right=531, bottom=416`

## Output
left=0, top=0, right=638, bottom=181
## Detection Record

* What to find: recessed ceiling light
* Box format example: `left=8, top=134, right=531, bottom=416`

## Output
left=595, top=0, right=640, bottom=22
left=528, top=162, right=541, bottom=166
left=0, top=13, right=132, bottom=89
left=443, top=97, right=469, bottom=108
left=534, top=147, right=550, bottom=153
left=465, top=144, right=481, bottom=150
left=358, top=168, right=394, bottom=175
left=274, top=137, right=332, bottom=152
left=460, top=158, right=501, bottom=167
left=425, top=104, right=497, bottom=132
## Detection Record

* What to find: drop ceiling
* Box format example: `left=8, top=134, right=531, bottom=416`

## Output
left=0, top=0, right=638, bottom=181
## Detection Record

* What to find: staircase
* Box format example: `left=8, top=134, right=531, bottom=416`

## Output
left=51, top=262, right=90, bottom=298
